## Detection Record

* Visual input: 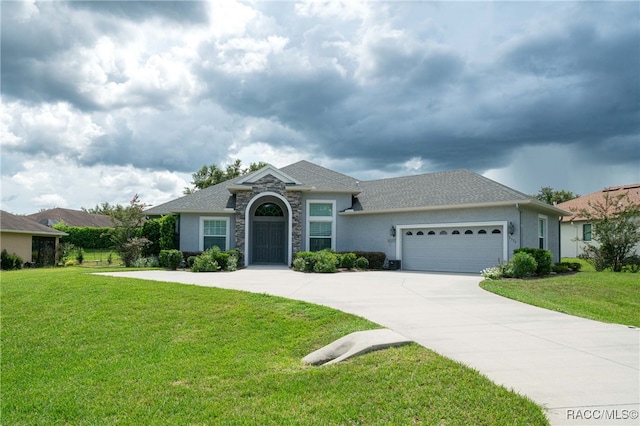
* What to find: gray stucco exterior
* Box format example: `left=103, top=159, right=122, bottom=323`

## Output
left=145, top=161, right=569, bottom=271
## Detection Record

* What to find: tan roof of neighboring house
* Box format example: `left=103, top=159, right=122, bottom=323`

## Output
left=26, top=208, right=115, bottom=228
left=0, top=210, right=67, bottom=236
left=557, top=183, right=640, bottom=222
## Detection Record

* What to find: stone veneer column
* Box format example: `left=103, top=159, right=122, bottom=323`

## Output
left=233, top=175, right=303, bottom=265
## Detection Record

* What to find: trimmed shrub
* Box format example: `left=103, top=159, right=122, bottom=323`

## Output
left=339, top=252, right=357, bottom=269
left=159, top=249, right=183, bottom=270
left=191, top=252, right=220, bottom=272
left=553, top=262, right=570, bottom=273
left=514, top=248, right=553, bottom=276
left=190, top=247, right=239, bottom=272
left=313, top=250, right=339, bottom=273
left=186, top=256, right=197, bottom=268
left=159, top=215, right=178, bottom=250
left=355, top=256, right=369, bottom=269
left=53, top=223, right=113, bottom=249
left=294, top=251, right=316, bottom=272
left=568, top=262, right=582, bottom=271
left=292, top=257, right=306, bottom=272
left=510, top=252, right=537, bottom=278
left=1, top=249, right=23, bottom=270
left=141, top=219, right=161, bottom=256
left=352, top=251, right=386, bottom=269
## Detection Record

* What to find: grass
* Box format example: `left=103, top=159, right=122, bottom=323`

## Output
left=480, top=258, right=640, bottom=327
left=76, top=249, right=121, bottom=266
left=2, top=268, right=548, bottom=425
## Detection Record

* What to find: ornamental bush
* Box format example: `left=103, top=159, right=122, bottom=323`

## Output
left=313, top=250, right=339, bottom=273
left=159, top=249, right=183, bottom=270
left=510, top=252, right=537, bottom=278
left=190, top=247, right=239, bottom=272
left=340, top=252, right=357, bottom=269
left=514, top=248, right=552, bottom=275
left=355, top=256, right=369, bottom=269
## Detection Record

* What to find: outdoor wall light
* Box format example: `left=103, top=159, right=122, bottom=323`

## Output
left=390, top=225, right=396, bottom=237
left=508, top=222, right=515, bottom=235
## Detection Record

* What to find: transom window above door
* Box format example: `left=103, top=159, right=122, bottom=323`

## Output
left=255, top=203, right=284, bottom=217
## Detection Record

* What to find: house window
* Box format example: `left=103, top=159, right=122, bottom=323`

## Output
left=492, top=229, right=502, bottom=234
left=538, top=216, right=548, bottom=249
left=428, top=230, right=435, bottom=235
left=478, top=229, right=487, bottom=234
left=307, top=200, right=335, bottom=251
left=464, top=230, right=473, bottom=235
left=452, top=230, right=460, bottom=235
left=583, top=224, right=592, bottom=241
left=417, top=231, right=424, bottom=235
left=201, top=218, right=228, bottom=251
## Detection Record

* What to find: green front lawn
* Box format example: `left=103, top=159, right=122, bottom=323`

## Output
left=480, top=262, right=640, bottom=327
left=2, top=268, right=548, bottom=425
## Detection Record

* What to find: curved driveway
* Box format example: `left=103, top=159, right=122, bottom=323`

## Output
left=100, top=268, right=639, bottom=425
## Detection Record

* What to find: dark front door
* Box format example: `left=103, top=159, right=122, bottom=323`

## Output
left=253, top=221, right=285, bottom=263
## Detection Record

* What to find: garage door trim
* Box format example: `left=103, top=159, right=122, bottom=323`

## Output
left=395, top=221, right=508, bottom=270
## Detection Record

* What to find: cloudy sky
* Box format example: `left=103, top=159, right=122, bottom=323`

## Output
left=2, top=0, right=638, bottom=214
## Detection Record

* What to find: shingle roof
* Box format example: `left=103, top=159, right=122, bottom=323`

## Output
left=1, top=210, right=67, bottom=236
left=26, top=208, right=114, bottom=228
left=353, top=169, right=541, bottom=212
left=145, top=161, right=567, bottom=215
left=281, top=161, right=361, bottom=192
left=145, top=178, right=237, bottom=215
left=557, top=183, right=640, bottom=222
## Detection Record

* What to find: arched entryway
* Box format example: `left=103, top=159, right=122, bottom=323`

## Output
left=252, top=202, right=286, bottom=263
left=244, top=192, right=292, bottom=266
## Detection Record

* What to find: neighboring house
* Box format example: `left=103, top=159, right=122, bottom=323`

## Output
left=145, top=161, right=569, bottom=273
left=0, top=210, right=67, bottom=266
left=557, top=184, right=640, bottom=258
left=26, top=208, right=114, bottom=228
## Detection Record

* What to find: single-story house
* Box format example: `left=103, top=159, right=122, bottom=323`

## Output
left=145, top=161, right=569, bottom=273
left=0, top=210, right=67, bottom=266
left=556, top=183, right=640, bottom=258
left=26, top=207, right=114, bottom=228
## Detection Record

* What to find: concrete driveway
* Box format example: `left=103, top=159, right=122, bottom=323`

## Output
left=99, top=267, right=639, bottom=425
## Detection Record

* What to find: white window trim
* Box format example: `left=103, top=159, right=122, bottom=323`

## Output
left=538, top=215, right=548, bottom=250
left=199, top=216, right=230, bottom=251
left=306, top=199, right=336, bottom=251
left=395, top=221, right=509, bottom=266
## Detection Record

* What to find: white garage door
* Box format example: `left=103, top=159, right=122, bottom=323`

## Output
left=402, top=226, right=504, bottom=273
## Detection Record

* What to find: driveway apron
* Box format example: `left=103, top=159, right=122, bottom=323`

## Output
left=99, top=268, right=640, bottom=425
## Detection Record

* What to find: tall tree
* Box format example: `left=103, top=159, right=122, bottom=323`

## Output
left=577, top=191, right=640, bottom=272
left=533, top=187, right=579, bottom=205
left=183, top=159, right=268, bottom=194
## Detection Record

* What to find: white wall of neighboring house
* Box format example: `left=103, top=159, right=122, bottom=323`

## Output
left=561, top=220, right=640, bottom=259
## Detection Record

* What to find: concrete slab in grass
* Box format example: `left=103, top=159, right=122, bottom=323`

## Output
left=303, top=329, right=413, bottom=366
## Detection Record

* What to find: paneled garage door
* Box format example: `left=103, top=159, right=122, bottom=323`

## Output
left=401, top=225, right=504, bottom=273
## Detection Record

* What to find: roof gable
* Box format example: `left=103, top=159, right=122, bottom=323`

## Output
left=235, top=164, right=302, bottom=185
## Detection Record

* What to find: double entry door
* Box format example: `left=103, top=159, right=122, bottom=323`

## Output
left=252, top=220, right=286, bottom=264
